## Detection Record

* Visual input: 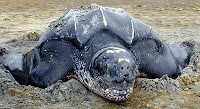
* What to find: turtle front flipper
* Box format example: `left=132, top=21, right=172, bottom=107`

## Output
left=27, top=40, right=78, bottom=87
left=3, top=40, right=78, bottom=88
left=3, top=54, right=27, bottom=84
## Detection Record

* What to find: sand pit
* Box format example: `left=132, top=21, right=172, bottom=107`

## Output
left=0, top=0, right=199, bottom=108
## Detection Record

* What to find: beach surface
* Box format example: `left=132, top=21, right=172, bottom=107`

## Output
left=0, top=0, right=200, bottom=108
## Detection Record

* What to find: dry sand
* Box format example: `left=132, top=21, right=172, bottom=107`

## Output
left=0, top=0, right=200, bottom=108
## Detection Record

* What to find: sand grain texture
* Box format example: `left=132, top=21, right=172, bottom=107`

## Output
left=0, top=0, right=200, bottom=108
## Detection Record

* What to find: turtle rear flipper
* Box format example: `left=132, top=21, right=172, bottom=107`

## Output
left=169, top=43, right=192, bottom=69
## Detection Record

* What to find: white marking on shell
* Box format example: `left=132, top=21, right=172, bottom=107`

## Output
left=131, top=19, right=134, bottom=40
left=74, top=16, right=77, bottom=31
left=99, top=8, right=107, bottom=26
left=149, top=25, right=152, bottom=30
left=118, top=58, right=131, bottom=63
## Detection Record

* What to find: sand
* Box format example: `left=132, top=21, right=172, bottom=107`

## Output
left=0, top=0, right=200, bottom=108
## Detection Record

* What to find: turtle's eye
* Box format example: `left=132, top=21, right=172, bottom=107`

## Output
left=91, top=59, right=106, bottom=78
left=90, top=66, right=103, bottom=78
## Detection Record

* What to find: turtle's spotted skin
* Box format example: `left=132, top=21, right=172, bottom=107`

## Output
left=3, top=4, right=191, bottom=101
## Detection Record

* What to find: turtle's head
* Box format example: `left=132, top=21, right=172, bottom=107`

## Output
left=88, top=47, right=137, bottom=101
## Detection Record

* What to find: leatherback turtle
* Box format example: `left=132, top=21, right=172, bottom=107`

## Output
left=3, top=4, right=191, bottom=101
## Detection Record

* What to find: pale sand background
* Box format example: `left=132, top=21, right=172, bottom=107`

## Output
left=0, top=0, right=200, bottom=108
